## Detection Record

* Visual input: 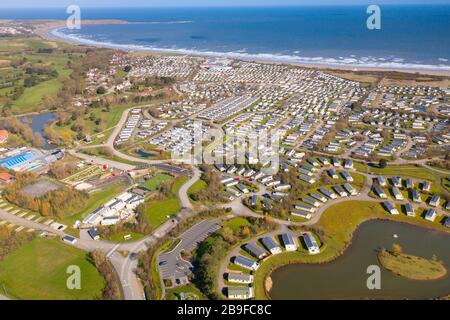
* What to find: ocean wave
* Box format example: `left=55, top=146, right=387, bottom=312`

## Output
left=50, top=28, right=450, bottom=72
left=143, top=20, right=193, bottom=24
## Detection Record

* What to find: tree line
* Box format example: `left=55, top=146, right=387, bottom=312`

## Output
left=4, top=172, right=88, bottom=218
left=88, top=250, right=121, bottom=300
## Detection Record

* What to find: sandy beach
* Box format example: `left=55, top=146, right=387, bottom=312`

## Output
left=33, top=20, right=450, bottom=78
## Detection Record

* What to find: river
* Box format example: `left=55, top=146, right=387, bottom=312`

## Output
left=269, top=220, right=450, bottom=300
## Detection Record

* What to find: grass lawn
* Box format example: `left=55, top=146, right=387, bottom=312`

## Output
left=107, top=231, right=145, bottom=243
left=4, top=38, right=77, bottom=113
left=145, top=198, right=181, bottom=229
left=222, top=217, right=250, bottom=232
left=0, top=238, right=105, bottom=300
left=145, top=176, right=188, bottom=230
left=106, top=104, right=133, bottom=129
left=61, top=183, right=126, bottom=226
left=13, top=77, right=64, bottom=112
left=354, top=162, right=369, bottom=173
left=253, top=200, right=450, bottom=299
left=166, top=283, right=207, bottom=300
left=140, top=174, right=173, bottom=191
left=188, top=179, right=207, bottom=196
left=370, top=165, right=436, bottom=181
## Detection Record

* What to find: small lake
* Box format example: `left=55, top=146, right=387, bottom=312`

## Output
left=19, top=113, right=57, bottom=150
left=135, top=149, right=156, bottom=158
left=269, top=220, right=450, bottom=300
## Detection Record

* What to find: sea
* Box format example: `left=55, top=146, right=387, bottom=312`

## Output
left=2, top=5, right=450, bottom=71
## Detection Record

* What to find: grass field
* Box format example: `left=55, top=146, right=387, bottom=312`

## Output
left=140, top=174, right=173, bottom=191
left=0, top=38, right=78, bottom=113
left=253, top=200, right=450, bottom=299
left=222, top=217, right=250, bottom=232
left=370, top=165, right=437, bottom=181
left=107, top=231, right=145, bottom=243
left=0, top=238, right=105, bottom=300
left=188, top=179, right=207, bottom=196
left=145, top=176, right=188, bottom=230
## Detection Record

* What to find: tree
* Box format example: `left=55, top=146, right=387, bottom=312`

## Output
left=32, top=132, right=44, bottom=147
left=96, top=86, right=107, bottom=95
left=379, top=159, right=388, bottom=169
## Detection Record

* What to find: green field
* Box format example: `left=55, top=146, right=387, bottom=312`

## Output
left=140, top=174, right=173, bottom=191
left=0, top=38, right=79, bottom=113
left=107, top=231, right=145, bottom=243
left=145, top=176, right=188, bottom=229
left=222, top=217, right=250, bottom=232
left=0, top=238, right=105, bottom=300
left=370, top=165, right=438, bottom=181
left=188, top=179, right=207, bottom=196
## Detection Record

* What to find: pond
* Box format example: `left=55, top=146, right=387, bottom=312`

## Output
left=269, top=220, right=450, bottom=300
left=19, top=112, right=57, bottom=149
left=135, top=149, right=156, bottom=158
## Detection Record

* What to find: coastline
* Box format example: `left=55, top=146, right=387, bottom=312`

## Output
left=33, top=19, right=130, bottom=41
left=34, top=20, right=450, bottom=78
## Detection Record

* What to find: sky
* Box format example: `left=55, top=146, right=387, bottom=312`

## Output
left=1, top=0, right=449, bottom=8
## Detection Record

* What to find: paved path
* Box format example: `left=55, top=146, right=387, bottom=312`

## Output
left=69, top=150, right=135, bottom=171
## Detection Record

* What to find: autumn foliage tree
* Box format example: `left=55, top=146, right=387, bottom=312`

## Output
left=4, top=173, right=88, bottom=218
